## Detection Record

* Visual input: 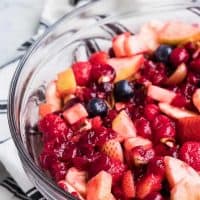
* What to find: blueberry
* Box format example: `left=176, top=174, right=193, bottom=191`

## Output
left=155, top=45, right=173, bottom=63
left=114, top=80, right=134, bottom=102
left=87, top=98, right=108, bottom=117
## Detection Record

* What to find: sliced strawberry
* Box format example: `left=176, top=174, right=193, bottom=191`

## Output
left=101, top=139, right=124, bottom=162
left=65, top=167, right=87, bottom=195
left=147, top=85, right=176, bottom=103
left=72, top=61, right=92, bottom=86
left=124, top=137, right=152, bottom=152
left=158, top=103, right=197, bottom=119
left=112, top=32, right=130, bottom=57
left=193, top=88, right=200, bottom=112
left=177, top=116, right=200, bottom=142
left=158, top=21, right=200, bottom=45
left=112, top=110, right=136, bottom=142
left=86, top=171, right=112, bottom=200
left=89, top=51, right=108, bottom=65
left=122, top=170, right=136, bottom=198
left=164, top=156, right=200, bottom=188
left=165, top=63, right=187, bottom=85
left=136, top=173, right=162, bottom=199
left=63, top=103, right=88, bottom=125
left=179, top=142, right=200, bottom=172
left=124, top=35, right=149, bottom=56
left=45, top=81, right=61, bottom=111
left=107, top=54, right=144, bottom=82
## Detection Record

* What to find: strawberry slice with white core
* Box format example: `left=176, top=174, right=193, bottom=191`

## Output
left=63, top=103, right=88, bottom=125
left=165, top=63, right=187, bottom=85
left=112, top=110, right=136, bottom=142
left=112, top=32, right=130, bottom=57
left=147, top=85, right=176, bottom=103
left=164, top=156, right=200, bottom=188
left=45, top=81, right=61, bottom=111
left=158, top=21, right=200, bottom=45
left=193, top=88, right=200, bottom=112
left=159, top=103, right=197, bottom=119
left=86, top=171, right=112, bottom=200
left=107, top=55, right=144, bottom=82
left=124, top=35, right=149, bottom=56
left=101, top=139, right=124, bottom=162
left=124, top=136, right=152, bottom=152
left=65, top=167, right=87, bottom=195
left=177, top=116, right=200, bottom=142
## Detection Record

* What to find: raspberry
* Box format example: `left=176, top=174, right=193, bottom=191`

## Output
left=38, top=114, right=69, bottom=141
left=72, top=61, right=92, bottom=86
left=179, top=142, right=200, bottom=171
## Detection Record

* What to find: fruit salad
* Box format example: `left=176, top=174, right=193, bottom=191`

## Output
left=37, top=21, right=200, bottom=200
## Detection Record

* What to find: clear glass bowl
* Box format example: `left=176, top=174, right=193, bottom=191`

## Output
left=8, top=0, right=200, bottom=199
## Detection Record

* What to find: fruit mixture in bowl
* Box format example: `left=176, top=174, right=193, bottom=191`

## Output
left=37, top=21, right=200, bottom=200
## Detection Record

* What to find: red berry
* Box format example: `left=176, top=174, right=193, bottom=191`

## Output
left=179, top=141, right=200, bottom=171
left=184, top=42, right=198, bottom=54
left=135, top=117, right=152, bottom=140
left=89, top=51, right=108, bottom=65
left=72, top=61, right=92, bottom=86
left=144, top=104, right=160, bottom=121
left=171, top=93, right=187, bottom=108
left=190, top=58, right=200, bottom=73
left=38, top=114, right=69, bottom=142
left=50, top=162, right=68, bottom=181
left=170, top=47, right=189, bottom=66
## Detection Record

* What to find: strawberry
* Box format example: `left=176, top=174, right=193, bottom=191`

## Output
left=179, top=142, right=200, bottom=172
left=101, top=139, right=124, bottom=162
left=122, top=170, right=136, bottom=198
left=63, top=103, right=88, bottom=125
left=164, top=156, right=200, bottom=188
left=38, top=113, right=68, bottom=141
left=107, top=55, right=144, bottom=82
left=136, top=173, right=162, bottom=199
left=112, top=110, right=136, bottom=142
left=147, top=85, right=176, bottom=104
left=72, top=61, right=92, bottom=86
left=192, top=88, right=200, bottom=112
left=112, top=32, right=130, bottom=57
left=124, top=35, right=149, bottom=56
left=177, top=116, right=200, bottom=142
left=158, top=103, right=197, bottom=119
left=65, top=167, right=87, bottom=195
left=89, top=51, right=108, bottom=65
left=86, top=171, right=112, bottom=200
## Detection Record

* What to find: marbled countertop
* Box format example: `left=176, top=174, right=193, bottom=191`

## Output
left=0, top=0, right=45, bottom=66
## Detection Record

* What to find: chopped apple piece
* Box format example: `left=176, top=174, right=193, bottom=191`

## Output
left=112, top=110, right=136, bottom=142
left=56, top=68, right=77, bottom=96
left=147, top=85, right=176, bottom=103
left=193, top=88, right=200, bottom=112
left=107, top=55, right=144, bottom=82
left=63, top=103, right=88, bottom=125
left=159, top=103, right=197, bottom=119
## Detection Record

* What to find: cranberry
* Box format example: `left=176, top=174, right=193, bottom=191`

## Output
left=171, top=93, right=187, bottom=108
left=98, top=82, right=113, bottom=94
left=187, top=72, right=200, bottom=85
left=184, top=42, right=198, bottom=54
left=170, top=47, right=189, bottom=66
left=190, top=58, right=200, bottom=73
left=135, top=117, right=152, bottom=140
left=144, top=104, right=160, bottom=121
left=91, top=63, right=116, bottom=83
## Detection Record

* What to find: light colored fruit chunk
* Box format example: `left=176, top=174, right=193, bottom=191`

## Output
left=63, top=103, right=88, bottom=125
left=101, top=139, right=124, bottom=162
left=39, top=103, right=54, bottom=118
left=165, top=63, right=187, bottom=85
left=56, top=68, right=77, bottom=96
left=158, top=21, right=200, bottom=45
left=112, top=110, right=136, bottom=142
left=164, top=156, right=200, bottom=188
left=65, top=167, right=87, bottom=196
left=107, top=55, right=144, bottom=82
left=193, top=88, right=200, bottom=112
left=159, top=103, right=197, bottom=119
left=124, top=136, right=152, bottom=152
left=86, top=171, right=112, bottom=200
left=147, top=85, right=176, bottom=103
